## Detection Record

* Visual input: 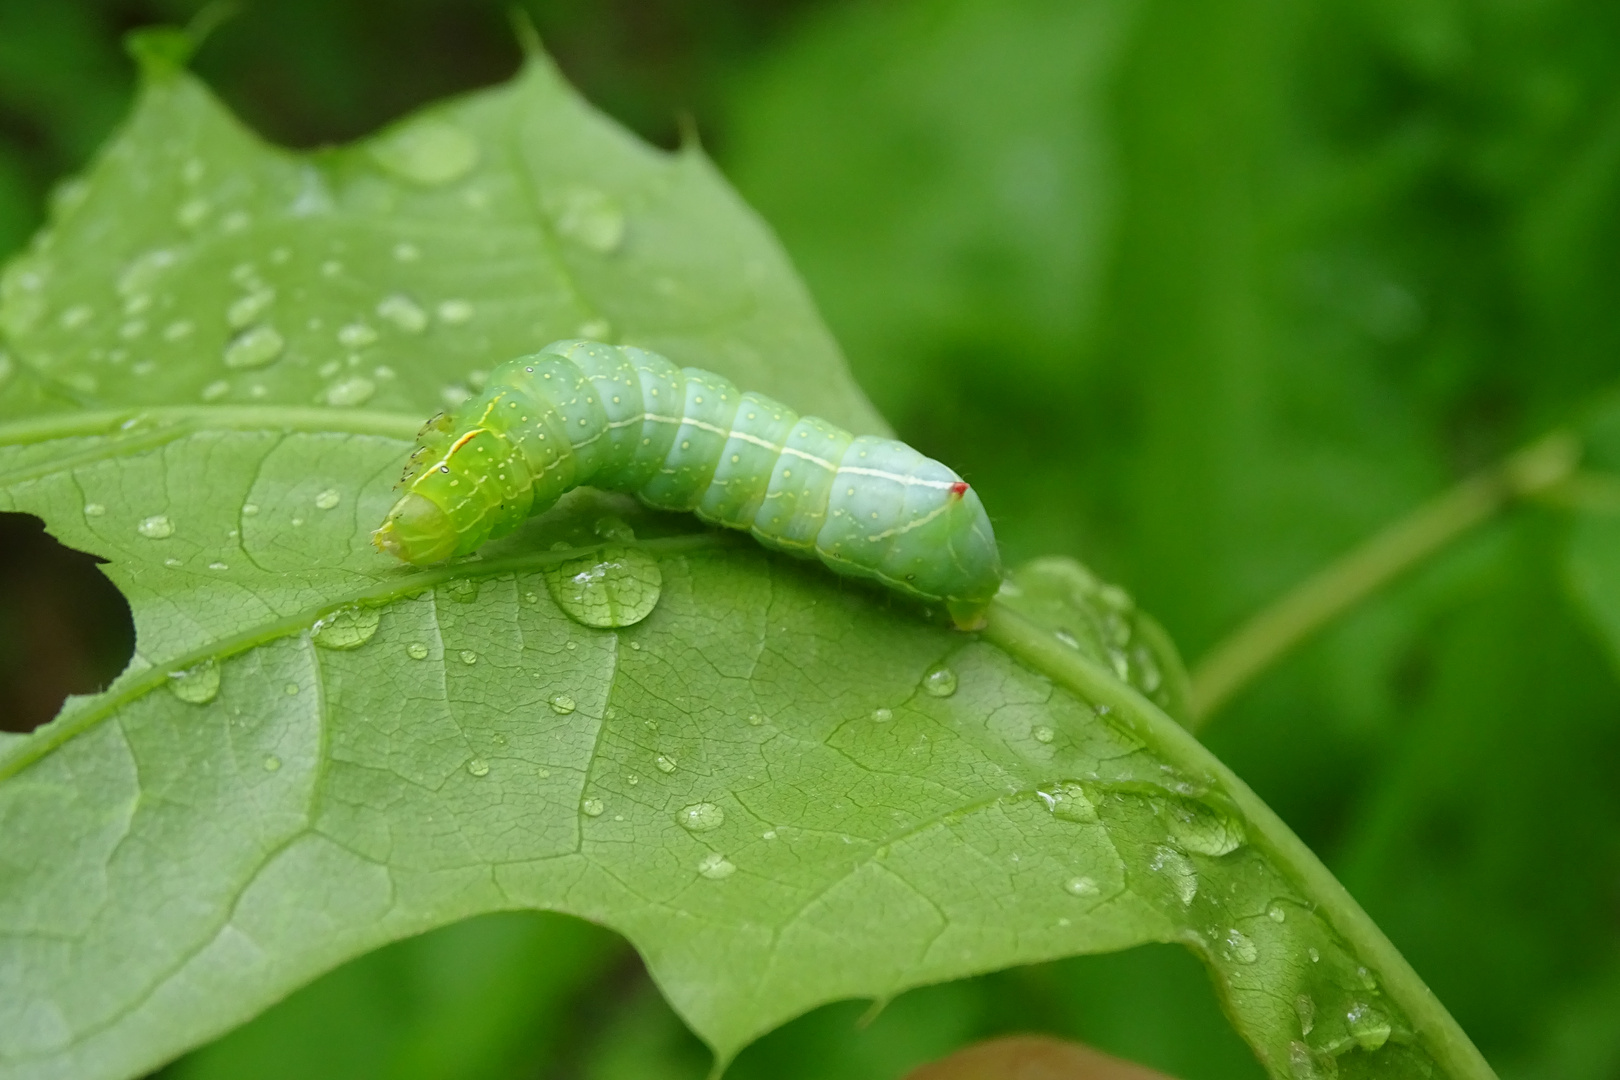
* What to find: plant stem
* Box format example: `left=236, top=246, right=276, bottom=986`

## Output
left=984, top=603, right=1499, bottom=1080
left=1186, top=430, right=1582, bottom=725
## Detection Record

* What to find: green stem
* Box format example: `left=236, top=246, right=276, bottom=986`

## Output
left=984, top=603, right=1497, bottom=1080
left=1186, top=430, right=1582, bottom=725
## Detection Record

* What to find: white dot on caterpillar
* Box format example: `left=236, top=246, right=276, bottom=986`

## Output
left=847, top=487, right=855, bottom=496
left=439, top=465, right=450, bottom=473
left=694, top=396, right=703, bottom=404
left=681, top=440, right=690, bottom=450
left=612, top=395, right=621, bottom=404
left=731, top=455, right=740, bottom=464
left=783, top=469, right=792, bottom=478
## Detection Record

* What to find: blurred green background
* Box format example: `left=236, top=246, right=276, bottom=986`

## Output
left=2, top=1, right=1619, bottom=1078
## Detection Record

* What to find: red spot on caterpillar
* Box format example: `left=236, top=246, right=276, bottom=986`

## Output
left=949, top=481, right=969, bottom=499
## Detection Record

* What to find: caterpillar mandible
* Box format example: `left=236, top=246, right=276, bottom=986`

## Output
left=372, top=340, right=1002, bottom=630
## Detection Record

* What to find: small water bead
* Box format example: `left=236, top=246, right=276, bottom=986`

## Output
left=166, top=659, right=220, bottom=705
left=1344, top=1003, right=1392, bottom=1051
left=137, top=514, right=174, bottom=539
left=747, top=713, right=765, bottom=727
left=337, top=322, right=378, bottom=348
left=201, top=380, right=229, bottom=402
left=223, top=325, right=284, bottom=369
left=626, top=774, right=640, bottom=785
left=920, top=666, right=958, bottom=697
left=314, top=488, right=341, bottom=510
left=177, top=198, right=211, bottom=229
left=564, top=641, right=577, bottom=651
left=406, top=642, right=429, bottom=660
left=164, top=557, right=182, bottom=568
left=654, top=754, right=677, bottom=774
left=323, top=376, right=376, bottom=407
left=1032, top=725, right=1055, bottom=744
left=871, top=707, right=893, bottom=723
left=227, top=290, right=275, bottom=329
left=311, top=606, right=381, bottom=650
left=581, top=797, right=605, bottom=817
left=1356, top=966, right=1378, bottom=992
left=59, top=304, right=92, bottom=329
left=696, top=852, right=736, bottom=880
left=629, top=641, right=642, bottom=651
left=537, top=767, right=551, bottom=779
left=543, top=544, right=662, bottom=628
left=592, top=514, right=636, bottom=542
left=466, top=758, right=490, bottom=778
left=1063, top=876, right=1099, bottom=897
left=445, top=578, right=479, bottom=603
left=1308, top=948, right=1321, bottom=963
left=165, top=319, right=194, bottom=341
left=1036, top=782, right=1098, bottom=824
left=263, top=755, right=281, bottom=772
left=242, top=503, right=259, bottom=516
left=284, top=682, right=300, bottom=695
left=376, top=294, right=427, bottom=333
left=437, top=299, right=474, bottom=324
left=1223, top=928, right=1259, bottom=964
left=577, top=318, right=612, bottom=339
left=208, top=562, right=229, bottom=571
left=83, top=503, right=105, bottom=517
left=549, top=694, right=577, bottom=715
left=1287, top=1043, right=1321, bottom=1080
left=459, top=649, right=478, bottom=665
left=393, top=242, right=420, bottom=262
left=550, top=186, right=626, bottom=253
left=1267, top=902, right=1288, bottom=923
left=1149, top=845, right=1198, bottom=905
left=369, top=119, right=479, bottom=185
left=677, top=802, right=725, bottom=832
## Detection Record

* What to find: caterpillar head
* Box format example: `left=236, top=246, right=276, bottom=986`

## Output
left=372, top=492, right=458, bottom=565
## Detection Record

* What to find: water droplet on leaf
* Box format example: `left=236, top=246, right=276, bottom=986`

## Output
left=543, top=544, right=662, bottom=628
left=406, top=642, right=429, bottom=660
left=466, top=758, right=490, bottom=777
left=459, top=649, right=478, bottom=665
left=369, top=120, right=479, bottom=185
left=581, top=797, right=604, bottom=817
left=223, top=324, right=284, bottom=369
left=1063, top=876, right=1099, bottom=897
left=1033, top=725, right=1055, bottom=744
left=1224, top=928, right=1258, bottom=964
left=1345, top=1003, right=1392, bottom=1051
left=437, top=299, right=474, bottom=324
left=263, top=755, right=281, bottom=772
left=376, top=294, right=427, bottom=333
left=678, top=802, right=725, bottom=831
left=445, top=577, right=479, bottom=603
left=1150, top=845, right=1198, bottom=905
left=137, top=514, right=174, bottom=539
left=921, top=666, right=957, bottom=697
left=696, top=852, right=736, bottom=880
left=871, top=707, right=893, bottom=722
left=83, top=503, right=105, bottom=517
left=323, top=376, right=376, bottom=407
left=550, top=186, right=626, bottom=253
left=654, top=754, right=677, bottom=774
left=549, top=694, right=576, bottom=715
left=311, top=605, right=380, bottom=650
left=167, top=659, right=220, bottom=704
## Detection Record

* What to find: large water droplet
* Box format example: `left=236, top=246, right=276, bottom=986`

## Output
left=549, top=694, right=576, bottom=715
left=581, top=797, right=604, bottom=817
left=1223, top=928, right=1258, bottom=964
left=696, top=852, right=736, bottom=880
left=311, top=605, right=380, bottom=650
left=369, top=120, right=479, bottom=185
left=543, top=544, right=662, bottom=628
left=654, top=754, right=677, bottom=774
left=167, top=658, right=220, bottom=704
left=223, top=325, right=284, bottom=369
left=1294, top=994, right=1315, bottom=1037
left=1063, top=875, right=1099, bottom=897
left=323, top=376, right=376, bottom=407
left=1162, top=796, right=1246, bottom=857
left=1036, top=782, right=1098, bottom=824
left=677, top=802, right=725, bottom=832
left=312, top=489, right=340, bottom=511
left=551, top=186, right=626, bottom=253
left=921, top=665, right=957, bottom=697
left=376, top=294, right=427, bottom=333
left=1149, top=845, right=1198, bottom=905
left=406, top=642, right=429, bottom=660
left=1344, top=1003, right=1392, bottom=1051
left=137, top=514, right=174, bottom=539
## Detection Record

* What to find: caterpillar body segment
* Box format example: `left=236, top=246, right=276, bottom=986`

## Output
left=372, top=340, right=1002, bottom=629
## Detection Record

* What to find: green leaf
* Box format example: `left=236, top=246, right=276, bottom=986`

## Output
left=0, top=29, right=1485, bottom=1080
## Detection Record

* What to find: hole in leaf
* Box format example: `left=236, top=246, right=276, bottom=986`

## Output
left=0, top=512, right=134, bottom=734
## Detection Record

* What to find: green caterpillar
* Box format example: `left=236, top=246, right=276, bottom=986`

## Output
left=372, top=340, right=1002, bottom=629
